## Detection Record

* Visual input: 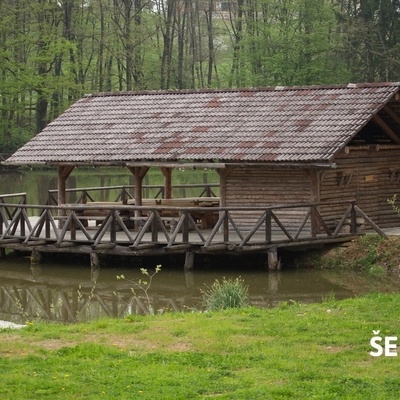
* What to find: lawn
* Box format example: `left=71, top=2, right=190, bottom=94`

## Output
left=1, top=293, right=400, bottom=399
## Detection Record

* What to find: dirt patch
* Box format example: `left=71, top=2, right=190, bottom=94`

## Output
left=323, top=345, right=353, bottom=354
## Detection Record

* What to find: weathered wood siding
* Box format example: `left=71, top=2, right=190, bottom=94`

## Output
left=320, top=146, right=400, bottom=229
left=225, top=167, right=312, bottom=233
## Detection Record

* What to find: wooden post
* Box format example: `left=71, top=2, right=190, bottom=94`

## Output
left=350, top=202, right=357, bottom=234
left=182, top=210, right=189, bottom=242
left=184, top=250, right=195, bottom=270
left=31, top=248, right=41, bottom=264
left=0, top=208, right=6, bottom=257
left=160, top=167, right=173, bottom=199
left=308, top=169, right=321, bottom=237
left=267, top=247, right=280, bottom=271
left=57, top=166, right=75, bottom=205
left=90, top=251, right=100, bottom=269
left=91, top=260, right=100, bottom=283
left=217, top=168, right=230, bottom=239
left=184, top=269, right=195, bottom=287
left=57, top=166, right=75, bottom=228
left=127, top=166, right=149, bottom=230
left=268, top=271, right=280, bottom=291
left=265, top=209, right=272, bottom=242
left=217, top=168, right=228, bottom=208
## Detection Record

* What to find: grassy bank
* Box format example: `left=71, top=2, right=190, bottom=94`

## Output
left=296, top=234, right=400, bottom=273
left=1, top=293, right=400, bottom=399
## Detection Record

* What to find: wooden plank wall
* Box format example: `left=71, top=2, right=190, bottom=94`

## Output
left=320, top=146, right=400, bottom=230
left=225, top=167, right=311, bottom=234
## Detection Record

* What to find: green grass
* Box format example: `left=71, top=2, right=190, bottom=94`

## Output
left=1, top=293, right=400, bottom=399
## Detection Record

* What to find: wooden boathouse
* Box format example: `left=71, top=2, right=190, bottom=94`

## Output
left=2, top=82, right=400, bottom=269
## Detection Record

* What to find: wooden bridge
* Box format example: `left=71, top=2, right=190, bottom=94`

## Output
left=0, top=185, right=386, bottom=270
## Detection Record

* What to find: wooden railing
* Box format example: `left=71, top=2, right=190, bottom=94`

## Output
left=47, top=184, right=219, bottom=205
left=0, top=193, right=28, bottom=238
left=0, top=196, right=386, bottom=251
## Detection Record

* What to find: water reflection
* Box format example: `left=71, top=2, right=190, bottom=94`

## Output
left=0, top=258, right=359, bottom=324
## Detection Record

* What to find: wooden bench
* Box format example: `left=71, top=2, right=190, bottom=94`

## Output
left=128, top=197, right=219, bottom=229
left=68, top=197, right=220, bottom=230
left=66, top=202, right=131, bottom=228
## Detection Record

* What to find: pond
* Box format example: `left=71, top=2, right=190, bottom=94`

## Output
left=0, top=256, right=383, bottom=324
left=0, top=167, right=398, bottom=323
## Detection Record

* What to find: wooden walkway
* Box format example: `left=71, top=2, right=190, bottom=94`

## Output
left=0, top=190, right=386, bottom=270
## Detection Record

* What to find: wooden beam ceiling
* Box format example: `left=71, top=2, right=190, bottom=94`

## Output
left=372, top=114, right=400, bottom=144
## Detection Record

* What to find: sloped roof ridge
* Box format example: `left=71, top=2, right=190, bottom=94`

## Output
left=84, top=82, right=400, bottom=98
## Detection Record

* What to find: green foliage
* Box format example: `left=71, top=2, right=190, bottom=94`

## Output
left=2, top=0, right=400, bottom=152
left=201, top=277, right=249, bottom=311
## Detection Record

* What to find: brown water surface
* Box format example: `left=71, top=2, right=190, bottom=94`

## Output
left=0, top=256, right=385, bottom=323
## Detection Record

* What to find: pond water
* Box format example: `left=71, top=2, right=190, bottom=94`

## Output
left=0, top=256, right=384, bottom=324
left=0, top=168, right=399, bottom=323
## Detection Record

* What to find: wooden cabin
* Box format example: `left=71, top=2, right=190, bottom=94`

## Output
left=5, top=82, right=400, bottom=234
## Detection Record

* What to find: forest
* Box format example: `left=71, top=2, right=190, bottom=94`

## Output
left=1, top=0, right=400, bottom=152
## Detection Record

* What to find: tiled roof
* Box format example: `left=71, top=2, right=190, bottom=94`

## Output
left=5, top=82, right=400, bottom=165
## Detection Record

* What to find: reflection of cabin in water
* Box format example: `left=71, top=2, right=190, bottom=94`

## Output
left=3, top=83, right=400, bottom=268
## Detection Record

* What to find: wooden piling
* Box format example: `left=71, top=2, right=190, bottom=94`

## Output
left=30, top=248, right=41, bottom=264
left=267, top=248, right=281, bottom=271
left=184, top=250, right=195, bottom=270
left=90, top=251, right=100, bottom=269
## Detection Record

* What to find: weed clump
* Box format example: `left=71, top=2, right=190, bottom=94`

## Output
left=201, top=277, right=249, bottom=311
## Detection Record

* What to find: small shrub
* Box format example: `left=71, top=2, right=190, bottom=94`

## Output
left=117, top=265, right=161, bottom=316
left=201, top=277, right=249, bottom=311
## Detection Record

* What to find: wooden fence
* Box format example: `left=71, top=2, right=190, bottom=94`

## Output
left=47, top=183, right=219, bottom=205
left=0, top=193, right=386, bottom=256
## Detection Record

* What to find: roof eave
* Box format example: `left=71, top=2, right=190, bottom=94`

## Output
left=1, top=159, right=337, bottom=170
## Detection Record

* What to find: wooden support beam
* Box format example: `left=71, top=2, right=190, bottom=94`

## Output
left=127, top=162, right=226, bottom=169
left=90, top=251, right=100, bottom=269
left=234, top=244, right=271, bottom=252
left=127, top=166, right=149, bottom=230
left=57, top=165, right=75, bottom=205
left=31, top=248, right=42, bottom=264
left=24, top=240, right=48, bottom=246
left=91, top=243, right=116, bottom=250
left=372, top=114, right=400, bottom=144
left=267, top=247, right=281, bottom=271
left=201, top=243, right=236, bottom=252
left=184, top=250, right=195, bottom=270
left=56, top=242, right=76, bottom=248
left=164, top=244, right=194, bottom=253
left=57, top=165, right=75, bottom=228
left=126, top=166, right=149, bottom=206
left=307, top=170, right=321, bottom=236
left=160, top=167, right=173, bottom=199
left=384, top=105, right=400, bottom=126
left=0, top=238, right=23, bottom=244
left=217, top=168, right=233, bottom=208
left=129, top=243, right=159, bottom=250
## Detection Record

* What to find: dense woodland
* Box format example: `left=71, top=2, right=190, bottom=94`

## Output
left=1, top=0, right=400, bottom=152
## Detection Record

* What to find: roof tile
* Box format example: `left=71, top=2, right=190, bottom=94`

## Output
left=5, top=83, right=400, bottom=165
